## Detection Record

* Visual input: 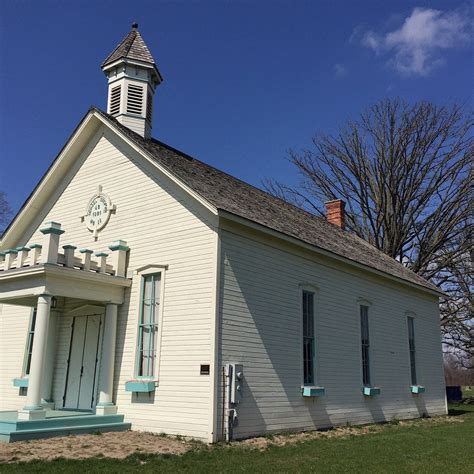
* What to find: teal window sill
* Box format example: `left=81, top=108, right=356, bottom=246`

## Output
left=125, top=380, right=156, bottom=393
left=302, top=386, right=325, bottom=397
left=411, top=385, right=425, bottom=394
left=362, top=386, right=381, bottom=396
left=13, top=377, right=29, bottom=388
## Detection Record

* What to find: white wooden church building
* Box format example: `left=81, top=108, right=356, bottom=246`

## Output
left=0, top=24, right=446, bottom=442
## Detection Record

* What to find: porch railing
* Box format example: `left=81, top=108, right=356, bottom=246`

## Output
left=0, top=222, right=129, bottom=277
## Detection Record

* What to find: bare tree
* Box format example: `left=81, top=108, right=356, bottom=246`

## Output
left=0, top=192, right=12, bottom=235
left=266, top=99, right=473, bottom=365
left=444, top=353, right=474, bottom=386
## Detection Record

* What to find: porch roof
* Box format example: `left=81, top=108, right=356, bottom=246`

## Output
left=0, top=263, right=131, bottom=306
left=0, top=222, right=131, bottom=306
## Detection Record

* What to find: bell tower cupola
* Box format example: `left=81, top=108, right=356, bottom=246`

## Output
left=101, top=23, right=163, bottom=138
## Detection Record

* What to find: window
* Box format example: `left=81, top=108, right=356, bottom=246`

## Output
left=360, top=305, right=370, bottom=386
left=24, top=308, right=37, bottom=375
left=136, top=273, right=161, bottom=377
left=407, top=317, right=417, bottom=385
left=302, top=290, right=315, bottom=385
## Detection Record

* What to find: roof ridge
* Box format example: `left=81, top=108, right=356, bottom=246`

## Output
left=90, top=107, right=441, bottom=295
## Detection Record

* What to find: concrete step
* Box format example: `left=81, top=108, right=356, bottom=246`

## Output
left=1, top=421, right=131, bottom=442
left=0, top=414, right=126, bottom=432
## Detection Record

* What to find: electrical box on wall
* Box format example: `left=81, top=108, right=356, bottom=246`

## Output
left=226, top=363, right=243, bottom=404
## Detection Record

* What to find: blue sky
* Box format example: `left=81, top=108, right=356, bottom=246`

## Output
left=0, top=0, right=472, bottom=217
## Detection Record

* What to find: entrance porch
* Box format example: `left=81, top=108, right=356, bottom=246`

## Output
left=0, top=409, right=130, bottom=442
left=0, top=222, right=132, bottom=442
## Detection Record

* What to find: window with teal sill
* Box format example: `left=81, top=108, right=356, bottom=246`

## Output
left=135, top=273, right=161, bottom=378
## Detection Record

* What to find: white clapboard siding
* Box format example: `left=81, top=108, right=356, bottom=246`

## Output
left=2, top=125, right=218, bottom=440
left=0, top=304, right=32, bottom=411
left=218, top=225, right=446, bottom=439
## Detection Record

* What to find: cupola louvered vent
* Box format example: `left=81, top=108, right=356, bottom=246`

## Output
left=146, top=91, right=153, bottom=123
left=109, top=85, right=121, bottom=116
left=127, top=84, right=144, bottom=115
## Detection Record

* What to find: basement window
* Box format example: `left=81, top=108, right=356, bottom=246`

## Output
left=127, top=84, right=144, bottom=115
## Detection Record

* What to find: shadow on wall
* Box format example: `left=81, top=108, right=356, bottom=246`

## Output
left=364, top=395, right=386, bottom=424
left=218, top=243, right=331, bottom=440
left=413, top=394, right=428, bottom=418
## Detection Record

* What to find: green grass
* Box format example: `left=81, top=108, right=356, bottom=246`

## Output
left=463, top=386, right=474, bottom=397
left=2, top=406, right=474, bottom=473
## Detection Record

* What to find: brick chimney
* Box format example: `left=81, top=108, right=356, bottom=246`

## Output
left=325, top=199, right=345, bottom=229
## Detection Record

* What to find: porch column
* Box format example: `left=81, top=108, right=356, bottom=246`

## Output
left=18, top=294, right=52, bottom=420
left=41, top=309, right=58, bottom=409
left=96, top=303, right=118, bottom=415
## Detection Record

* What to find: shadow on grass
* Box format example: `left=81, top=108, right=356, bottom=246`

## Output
left=448, top=405, right=470, bottom=416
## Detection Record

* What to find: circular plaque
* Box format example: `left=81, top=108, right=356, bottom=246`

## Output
left=85, top=192, right=112, bottom=234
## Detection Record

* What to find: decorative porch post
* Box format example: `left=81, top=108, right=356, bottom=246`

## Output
left=18, top=294, right=52, bottom=420
left=41, top=308, right=59, bottom=409
left=96, top=303, right=118, bottom=415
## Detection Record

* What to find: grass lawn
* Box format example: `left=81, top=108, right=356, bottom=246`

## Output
left=463, top=386, right=474, bottom=397
left=2, top=405, right=474, bottom=473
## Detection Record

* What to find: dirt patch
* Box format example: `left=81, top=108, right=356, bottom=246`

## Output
left=0, top=415, right=463, bottom=463
left=0, top=430, right=194, bottom=464
left=231, top=415, right=464, bottom=450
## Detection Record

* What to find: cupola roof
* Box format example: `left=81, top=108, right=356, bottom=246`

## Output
left=101, top=23, right=161, bottom=80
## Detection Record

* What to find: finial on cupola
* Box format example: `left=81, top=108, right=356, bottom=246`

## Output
left=101, top=24, right=163, bottom=139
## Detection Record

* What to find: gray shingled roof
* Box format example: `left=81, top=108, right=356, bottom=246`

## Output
left=96, top=108, right=440, bottom=294
left=102, top=27, right=157, bottom=68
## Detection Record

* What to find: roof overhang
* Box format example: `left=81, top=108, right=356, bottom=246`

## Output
left=218, top=210, right=445, bottom=299
left=0, top=263, right=131, bottom=306
left=101, top=58, right=163, bottom=84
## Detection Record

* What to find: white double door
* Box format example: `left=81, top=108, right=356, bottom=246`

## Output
left=63, top=314, right=104, bottom=410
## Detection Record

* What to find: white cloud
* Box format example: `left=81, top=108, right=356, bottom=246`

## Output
left=334, top=63, right=347, bottom=78
left=360, top=7, right=470, bottom=76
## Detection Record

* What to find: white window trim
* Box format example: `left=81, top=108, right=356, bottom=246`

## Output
left=133, top=265, right=167, bottom=381
left=299, top=283, right=320, bottom=387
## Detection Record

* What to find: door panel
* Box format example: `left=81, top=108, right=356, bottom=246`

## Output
left=78, top=315, right=102, bottom=409
left=63, top=316, right=87, bottom=409
left=63, top=314, right=103, bottom=410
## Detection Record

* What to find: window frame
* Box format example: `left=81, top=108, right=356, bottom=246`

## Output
left=300, top=284, right=319, bottom=387
left=360, top=304, right=371, bottom=387
left=22, top=307, right=37, bottom=376
left=407, top=315, right=417, bottom=386
left=133, top=266, right=166, bottom=380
